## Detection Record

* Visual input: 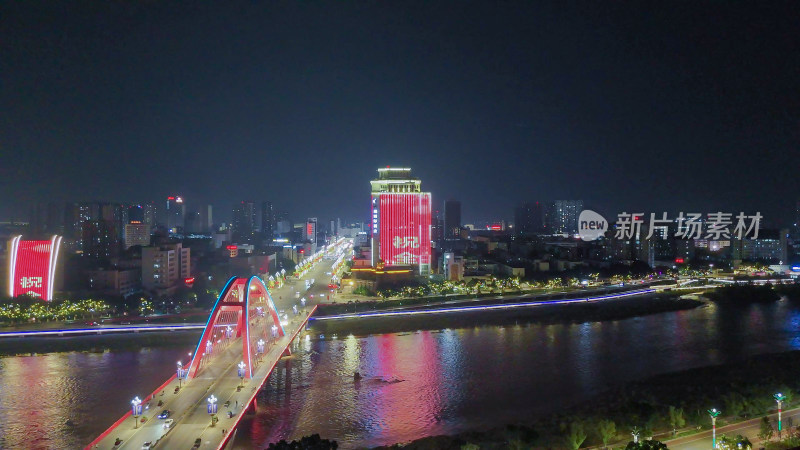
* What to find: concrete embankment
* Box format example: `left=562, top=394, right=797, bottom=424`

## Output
left=308, top=289, right=703, bottom=336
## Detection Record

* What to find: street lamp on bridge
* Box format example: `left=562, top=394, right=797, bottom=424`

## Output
left=177, top=361, right=186, bottom=388
left=207, top=394, right=218, bottom=426
left=257, top=339, right=265, bottom=359
left=131, top=396, right=143, bottom=429
left=708, top=408, right=721, bottom=449
left=238, top=361, right=247, bottom=386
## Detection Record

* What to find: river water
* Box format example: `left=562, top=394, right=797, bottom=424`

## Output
left=2, top=299, right=800, bottom=449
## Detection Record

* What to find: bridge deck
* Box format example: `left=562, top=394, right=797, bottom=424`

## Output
left=87, top=250, right=342, bottom=450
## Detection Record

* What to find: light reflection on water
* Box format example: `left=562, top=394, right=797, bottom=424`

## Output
left=235, top=300, right=800, bottom=449
left=0, top=345, right=191, bottom=449
left=2, top=300, right=800, bottom=449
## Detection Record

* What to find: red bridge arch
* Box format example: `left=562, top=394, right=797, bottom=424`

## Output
left=186, top=276, right=285, bottom=380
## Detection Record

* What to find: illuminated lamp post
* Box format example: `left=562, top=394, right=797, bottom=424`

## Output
left=207, top=395, right=218, bottom=426
left=177, top=361, right=186, bottom=388
left=271, top=324, right=278, bottom=338
left=708, top=408, right=721, bottom=449
left=206, top=339, right=213, bottom=355
left=257, top=339, right=265, bottom=360
left=237, top=361, right=246, bottom=386
left=131, top=396, right=143, bottom=429
left=775, top=393, right=786, bottom=439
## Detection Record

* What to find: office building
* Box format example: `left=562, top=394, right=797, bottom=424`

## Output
left=165, top=196, right=185, bottom=232
left=732, top=228, right=789, bottom=262
left=82, top=219, right=120, bottom=260
left=124, top=223, right=151, bottom=249
left=305, top=218, right=317, bottom=244
left=232, top=201, right=256, bottom=243
left=444, top=200, right=461, bottom=239
left=88, top=267, right=141, bottom=297
left=128, top=205, right=145, bottom=224
left=514, top=201, right=545, bottom=235
left=370, top=167, right=432, bottom=275
left=261, top=201, right=274, bottom=243
left=142, top=202, right=158, bottom=226
left=142, top=243, right=191, bottom=294
left=545, top=200, right=584, bottom=234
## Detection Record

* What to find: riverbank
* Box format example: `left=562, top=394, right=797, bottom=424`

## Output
left=372, top=350, right=800, bottom=449
left=0, top=310, right=210, bottom=332
left=0, top=329, right=202, bottom=356
left=318, top=285, right=659, bottom=317
left=309, top=292, right=703, bottom=337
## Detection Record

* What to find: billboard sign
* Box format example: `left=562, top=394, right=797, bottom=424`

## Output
left=8, top=235, right=62, bottom=300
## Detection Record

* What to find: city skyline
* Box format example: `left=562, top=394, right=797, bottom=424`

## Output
left=2, top=3, right=798, bottom=225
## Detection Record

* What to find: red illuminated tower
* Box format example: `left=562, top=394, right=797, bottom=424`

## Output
left=370, top=167, right=431, bottom=275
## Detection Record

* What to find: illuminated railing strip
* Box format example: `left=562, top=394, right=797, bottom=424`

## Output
left=311, top=289, right=656, bottom=320
left=0, top=324, right=206, bottom=338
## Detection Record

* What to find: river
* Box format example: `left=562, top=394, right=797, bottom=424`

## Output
left=2, top=298, right=800, bottom=449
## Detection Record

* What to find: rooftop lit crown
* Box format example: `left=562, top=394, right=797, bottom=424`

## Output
left=371, top=166, right=422, bottom=193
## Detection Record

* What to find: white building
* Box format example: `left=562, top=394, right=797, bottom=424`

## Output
left=142, top=243, right=190, bottom=294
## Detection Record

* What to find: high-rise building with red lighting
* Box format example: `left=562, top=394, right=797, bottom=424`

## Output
left=370, top=167, right=431, bottom=275
left=7, top=235, right=62, bottom=300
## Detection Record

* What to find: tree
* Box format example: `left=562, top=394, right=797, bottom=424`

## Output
left=596, top=420, right=616, bottom=448
left=461, top=444, right=480, bottom=450
left=723, top=393, right=745, bottom=419
left=625, top=440, right=667, bottom=450
left=758, top=416, right=774, bottom=443
left=565, top=421, right=588, bottom=450
left=668, top=406, right=686, bottom=435
left=267, top=434, right=337, bottom=449
left=507, top=439, right=527, bottom=450
left=718, top=435, right=752, bottom=450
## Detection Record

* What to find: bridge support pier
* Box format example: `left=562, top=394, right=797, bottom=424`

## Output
left=246, top=397, right=257, bottom=415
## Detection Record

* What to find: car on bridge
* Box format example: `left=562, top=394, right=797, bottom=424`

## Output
left=193, top=438, right=202, bottom=448
left=142, top=442, right=152, bottom=449
left=157, top=409, right=171, bottom=419
left=163, top=418, right=174, bottom=429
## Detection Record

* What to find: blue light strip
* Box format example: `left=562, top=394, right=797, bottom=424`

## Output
left=259, top=276, right=286, bottom=337
left=187, top=276, right=237, bottom=374
left=311, top=289, right=656, bottom=321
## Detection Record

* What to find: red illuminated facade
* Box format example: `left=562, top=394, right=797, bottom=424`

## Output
left=378, top=194, right=432, bottom=267
left=8, top=235, right=62, bottom=300
left=370, top=167, right=431, bottom=275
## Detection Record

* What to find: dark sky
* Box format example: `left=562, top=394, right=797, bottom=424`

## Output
left=1, top=2, right=798, bottom=226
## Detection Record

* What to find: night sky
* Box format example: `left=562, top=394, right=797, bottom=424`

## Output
left=1, top=2, right=798, bottom=226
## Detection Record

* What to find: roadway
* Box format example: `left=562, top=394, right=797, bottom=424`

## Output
left=88, top=244, right=348, bottom=450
